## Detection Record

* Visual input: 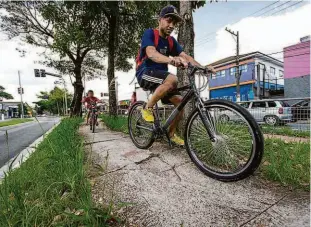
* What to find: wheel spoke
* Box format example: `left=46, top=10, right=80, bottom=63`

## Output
left=187, top=103, right=256, bottom=175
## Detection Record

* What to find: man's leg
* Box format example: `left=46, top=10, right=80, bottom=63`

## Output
left=146, top=74, right=177, bottom=108
left=167, top=95, right=184, bottom=138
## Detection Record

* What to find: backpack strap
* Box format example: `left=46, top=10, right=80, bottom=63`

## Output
left=154, top=29, right=174, bottom=53
left=167, top=36, right=174, bottom=52
left=153, top=29, right=160, bottom=48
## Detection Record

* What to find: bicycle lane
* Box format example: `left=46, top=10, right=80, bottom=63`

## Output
left=81, top=125, right=309, bottom=227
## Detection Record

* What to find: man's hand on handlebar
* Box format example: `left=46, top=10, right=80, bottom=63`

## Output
left=170, top=57, right=188, bottom=68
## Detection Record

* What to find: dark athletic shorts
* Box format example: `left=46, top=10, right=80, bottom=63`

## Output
left=138, top=69, right=181, bottom=105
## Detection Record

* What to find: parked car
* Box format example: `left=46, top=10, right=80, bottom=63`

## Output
left=291, top=100, right=310, bottom=121
left=217, top=100, right=292, bottom=126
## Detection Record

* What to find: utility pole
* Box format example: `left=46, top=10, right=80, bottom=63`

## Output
left=18, top=71, right=24, bottom=118
left=225, top=27, right=240, bottom=102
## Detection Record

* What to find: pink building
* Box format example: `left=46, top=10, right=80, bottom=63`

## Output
left=283, top=36, right=310, bottom=98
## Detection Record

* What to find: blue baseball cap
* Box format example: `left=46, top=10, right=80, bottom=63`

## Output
left=159, top=5, right=183, bottom=22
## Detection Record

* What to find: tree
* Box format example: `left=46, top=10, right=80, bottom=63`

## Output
left=175, top=0, right=206, bottom=125
left=17, top=103, right=28, bottom=117
left=35, top=87, right=72, bottom=115
left=0, top=1, right=108, bottom=116
left=93, top=1, right=166, bottom=116
left=0, top=85, right=14, bottom=100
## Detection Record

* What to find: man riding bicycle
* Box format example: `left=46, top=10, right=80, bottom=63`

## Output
left=136, top=5, right=215, bottom=146
left=81, top=90, right=101, bottom=125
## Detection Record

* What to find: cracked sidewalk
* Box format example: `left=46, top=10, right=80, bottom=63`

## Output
left=81, top=125, right=309, bottom=227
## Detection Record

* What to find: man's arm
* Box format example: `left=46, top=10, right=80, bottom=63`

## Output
left=146, top=46, right=175, bottom=65
left=179, top=52, right=201, bottom=67
left=179, top=52, right=216, bottom=73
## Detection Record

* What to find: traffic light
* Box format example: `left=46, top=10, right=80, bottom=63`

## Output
left=22, top=88, right=24, bottom=94
left=18, top=87, right=21, bottom=94
left=34, top=69, right=40, bottom=77
left=40, top=69, right=46, bottom=77
left=100, top=92, right=103, bottom=97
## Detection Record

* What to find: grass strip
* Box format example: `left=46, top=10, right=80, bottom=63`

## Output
left=0, top=119, right=33, bottom=127
left=261, top=125, right=310, bottom=138
left=260, top=138, right=310, bottom=191
left=0, top=118, right=117, bottom=226
left=100, top=114, right=128, bottom=134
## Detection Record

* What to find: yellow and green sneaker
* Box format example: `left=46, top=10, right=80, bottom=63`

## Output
left=171, top=134, right=185, bottom=146
left=141, top=108, right=154, bottom=122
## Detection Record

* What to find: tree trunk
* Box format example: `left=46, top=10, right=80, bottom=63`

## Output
left=107, top=5, right=119, bottom=116
left=177, top=1, right=194, bottom=129
left=71, top=63, right=84, bottom=117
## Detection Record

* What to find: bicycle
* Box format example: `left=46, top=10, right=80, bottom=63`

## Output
left=89, top=101, right=98, bottom=133
left=128, top=64, right=264, bottom=182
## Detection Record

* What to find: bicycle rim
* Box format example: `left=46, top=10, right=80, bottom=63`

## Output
left=186, top=102, right=261, bottom=179
left=128, top=102, right=155, bottom=149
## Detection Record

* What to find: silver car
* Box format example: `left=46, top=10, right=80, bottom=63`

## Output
left=215, top=100, right=292, bottom=126
left=239, top=100, right=292, bottom=125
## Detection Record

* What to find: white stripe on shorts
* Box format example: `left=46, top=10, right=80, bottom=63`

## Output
left=142, top=74, right=163, bottom=84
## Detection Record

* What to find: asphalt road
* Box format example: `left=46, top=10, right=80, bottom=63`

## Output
left=0, top=117, right=60, bottom=168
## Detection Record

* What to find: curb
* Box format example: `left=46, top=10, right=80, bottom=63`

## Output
left=0, top=121, right=61, bottom=180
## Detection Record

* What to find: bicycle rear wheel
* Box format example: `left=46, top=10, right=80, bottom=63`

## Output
left=128, top=101, right=155, bottom=149
left=184, top=99, right=264, bottom=182
left=92, top=115, right=96, bottom=133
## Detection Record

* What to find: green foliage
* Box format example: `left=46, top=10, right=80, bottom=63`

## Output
left=17, top=104, right=28, bottom=116
left=0, top=1, right=107, bottom=79
left=35, top=87, right=72, bottom=115
left=0, top=119, right=33, bottom=127
left=261, top=139, right=310, bottom=191
left=100, top=114, right=128, bottom=134
left=0, top=85, right=14, bottom=100
left=0, top=118, right=117, bottom=226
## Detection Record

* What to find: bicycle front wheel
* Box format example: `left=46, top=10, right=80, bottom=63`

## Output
left=184, top=99, right=264, bottom=182
left=92, top=115, right=96, bottom=133
left=128, top=101, right=155, bottom=149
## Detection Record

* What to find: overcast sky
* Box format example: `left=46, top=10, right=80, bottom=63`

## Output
left=0, top=1, right=310, bottom=104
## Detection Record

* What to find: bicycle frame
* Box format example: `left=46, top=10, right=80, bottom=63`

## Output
left=136, top=66, right=217, bottom=141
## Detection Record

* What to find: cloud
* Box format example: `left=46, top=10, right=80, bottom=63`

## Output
left=212, top=3, right=311, bottom=62
left=1, top=3, right=309, bottom=104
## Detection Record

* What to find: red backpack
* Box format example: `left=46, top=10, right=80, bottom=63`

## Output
left=136, top=29, right=174, bottom=70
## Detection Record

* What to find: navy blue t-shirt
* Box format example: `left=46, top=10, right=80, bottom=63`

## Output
left=136, top=29, right=183, bottom=80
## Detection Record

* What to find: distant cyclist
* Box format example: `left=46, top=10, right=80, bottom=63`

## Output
left=135, top=5, right=215, bottom=145
left=81, top=90, right=101, bottom=125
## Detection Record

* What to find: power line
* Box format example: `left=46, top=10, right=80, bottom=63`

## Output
left=246, top=1, right=280, bottom=17
left=195, top=1, right=282, bottom=43
left=195, top=0, right=306, bottom=48
left=256, top=0, right=292, bottom=17
left=269, top=0, right=304, bottom=16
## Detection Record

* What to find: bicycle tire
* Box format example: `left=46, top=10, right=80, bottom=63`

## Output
left=128, top=101, right=155, bottom=149
left=184, top=99, right=264, bottom=182
left=92, top=114, right=96, bottom=133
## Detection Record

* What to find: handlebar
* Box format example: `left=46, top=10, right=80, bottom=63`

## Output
left=187, top=63, right=214, bottom=75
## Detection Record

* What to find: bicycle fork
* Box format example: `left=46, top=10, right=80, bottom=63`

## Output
left=197, top=101, right=217, bottom=142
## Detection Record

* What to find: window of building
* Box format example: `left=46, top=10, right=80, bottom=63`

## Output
left=230, top=67, right=237, bottom=76
left=251, top=102, right=266, bottom=108
left=270, top=67, right=275, bottom=75
left=239, top=64, right=248, bottom=73
left=279, top=70, right=284, bottom=77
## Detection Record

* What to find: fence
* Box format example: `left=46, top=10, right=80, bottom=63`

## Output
left=121, top=97, right=310, bottom=139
